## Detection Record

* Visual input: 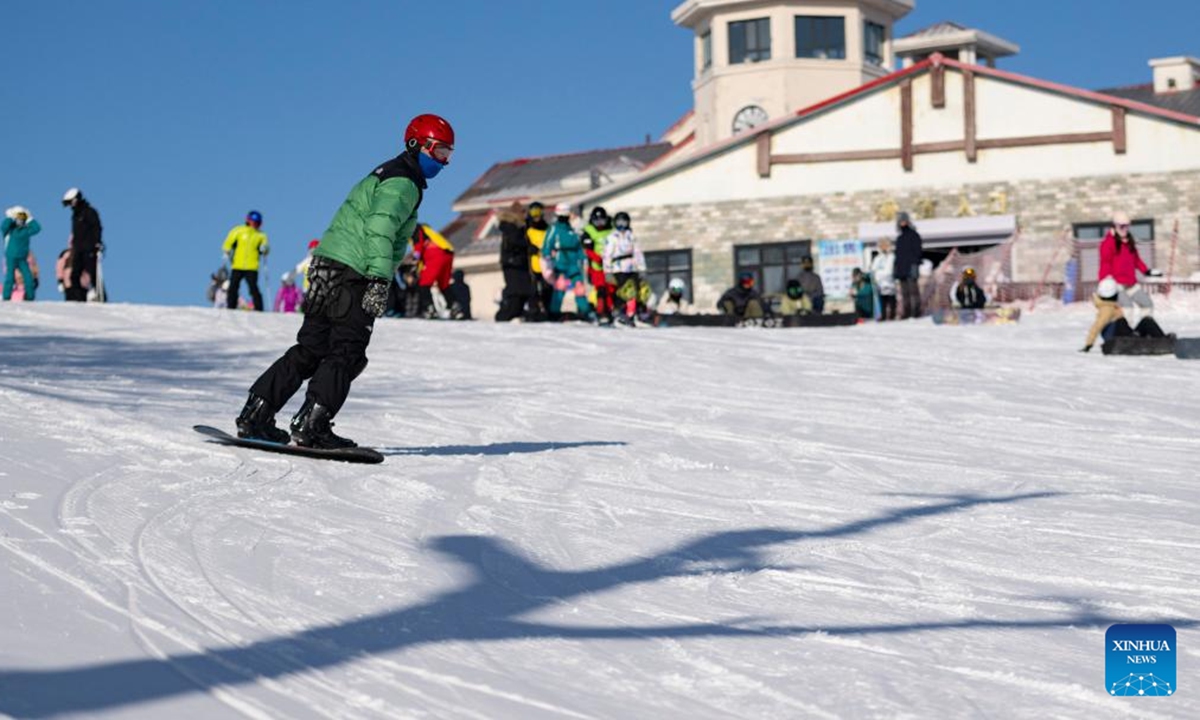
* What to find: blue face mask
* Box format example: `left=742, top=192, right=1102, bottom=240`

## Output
left=418, top=152, right=445, bottom=180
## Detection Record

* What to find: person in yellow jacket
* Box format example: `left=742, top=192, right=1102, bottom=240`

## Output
left=222, top=210, right=269, bottom=311
left=525, top=201, right=552, bottom=318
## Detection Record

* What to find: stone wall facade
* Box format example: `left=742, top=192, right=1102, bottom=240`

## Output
left=629, top=168, right=1200, bottom=309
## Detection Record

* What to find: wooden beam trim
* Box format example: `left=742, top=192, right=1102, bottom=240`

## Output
left=901, top=79, right=914, bottom=171
left=913, top=141, right=966, bottom=154
left=964, top=69, right=977, bottom=163
left=772, top=149, right=902, bottom=164
left=932, top=63, right=946, bottom=109
left=756, top=132, right=772, bottom=177
left=976, top=132, right=1113, bottom=150
left=1112, top=106, right=1127, bottom=154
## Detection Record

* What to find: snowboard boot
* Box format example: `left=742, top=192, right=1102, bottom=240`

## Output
left=235, top=393, right=291, bottom=444
left=290, top=399, right=357, bottom=449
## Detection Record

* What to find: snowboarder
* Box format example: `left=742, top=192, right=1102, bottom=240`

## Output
left=718, top=272, right=767, bottom=320
left=446, top=269, right=472, bottom=320
left=955, top=267, right=987, bottom=309
left=603, top=212, right=647, bottom=325
left=222, top=211, right=269, bottom=311
left=61, top=188, right=102, bottom=302
left=3, top=206, right=40, bottom=301
left=1099, top=210, right=1161, bottom=323
left=655, top=277, right=694, bottom=315
left=779, top=279, right=812, bottom=316
left=541, top=203, right=593, bottom=320
left=235, top=113, right=454, bottom=448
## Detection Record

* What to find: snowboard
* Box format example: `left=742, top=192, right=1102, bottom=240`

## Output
left=930, top=308, right=1022, bottom=326
left=193, top=425, right=385, bottom=464
left=1175, top=338, right=1200, bottom=360
left=779, top=313, right=858, bottom=328
left=1100, top=336, right=1176, bottom=356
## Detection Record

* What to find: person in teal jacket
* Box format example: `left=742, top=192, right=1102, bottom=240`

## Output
left=541, top=203, right=593, bottom=320
left=236, top=114, right=455, bottom=449
left=3, top=206, right=41, bottom=301
left=852, top=268, right=875, bottom=321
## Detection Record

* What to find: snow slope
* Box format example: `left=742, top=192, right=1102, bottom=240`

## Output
left=1, top=301, right=1198, bottom=720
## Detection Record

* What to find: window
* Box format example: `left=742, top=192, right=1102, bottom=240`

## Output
left=645, top=250, right=694, bottom=303
left=734, top=241, right=812, bottom=297
left=729, top=18, right=771, bottom=65
left=701, top=30, right=713, bottom=71
left=864, top=21, right=886, bottom=66
left=795, top=16, right=845, bottom=60
left=1073, top=219, right=1155, bottom=281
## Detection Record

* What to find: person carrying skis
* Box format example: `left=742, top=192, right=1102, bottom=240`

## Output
left=603, top=212, right=647, bottom=325
left=3, top=206, right=40, bottom=301
left=61, top=188, right=102, bottom=302
left=541, top=203, right=593, bottom=320
left=236, top=113, right=455, bottom=448
left=222, top=211, right=269, bottom=311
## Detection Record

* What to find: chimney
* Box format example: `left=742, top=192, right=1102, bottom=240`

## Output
left=1149, top=56, right=1200, bottom=93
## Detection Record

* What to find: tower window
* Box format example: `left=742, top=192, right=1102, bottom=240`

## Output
left=864, top=21, right=886, bottom=66
left=701, top=30, right=712, bottom=71
left=795, top=16, right=845, bottom=60
left=729, top=18, right=771, bottom=64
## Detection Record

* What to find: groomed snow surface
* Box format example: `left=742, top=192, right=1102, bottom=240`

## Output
left=1, top=300, right=1197, bottom=720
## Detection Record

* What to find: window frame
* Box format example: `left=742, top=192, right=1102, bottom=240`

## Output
left=732, top=241, right=813, bottom=298
left=794, top=15, right=846, bottom=61
left=864, top=20, right=886, bottom=66
left=729, top=17, right=772, bottom=65
left=644, top=249, right=695, bottom=304
left=700, top=30, right=713, bottom=71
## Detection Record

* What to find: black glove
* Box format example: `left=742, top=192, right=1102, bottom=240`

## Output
left=362, top=280, right=390, bottom=318
left=1080, top=344, right=1092, bottom=353
left=1145, top=268, right=1163, bottom=278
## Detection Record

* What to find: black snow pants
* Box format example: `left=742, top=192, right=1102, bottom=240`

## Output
left=227, top=269, right=265, bottom=311
left=250, top=258, right=374, bottom=417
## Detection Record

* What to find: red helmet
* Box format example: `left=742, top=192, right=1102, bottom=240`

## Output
left=405, top=114, right=455, bottom=163
left=307, top=239, right=320, bottom=250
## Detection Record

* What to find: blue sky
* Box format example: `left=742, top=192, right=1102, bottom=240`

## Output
left=2, top=0, right=1197, bottom=306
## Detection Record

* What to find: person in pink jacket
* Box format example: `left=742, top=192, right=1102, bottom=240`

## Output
left=1098, top=211, right=1161, bottom=319
left=273, top=271, right=304, bottom=313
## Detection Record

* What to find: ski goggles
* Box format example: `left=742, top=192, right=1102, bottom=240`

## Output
left=422, top=139, right=454, bottom=164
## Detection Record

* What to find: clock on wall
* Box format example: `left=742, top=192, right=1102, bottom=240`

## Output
left=732, top=105, right=769, bottom=134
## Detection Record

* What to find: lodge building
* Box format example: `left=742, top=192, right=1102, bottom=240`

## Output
left=446, top=0, right=1200, bottom=318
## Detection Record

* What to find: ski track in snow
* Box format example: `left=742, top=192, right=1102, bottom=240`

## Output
left=0, top=301, right=1198, bottom=719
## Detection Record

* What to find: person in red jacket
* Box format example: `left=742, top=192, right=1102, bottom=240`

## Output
left=413, top=224, right=454, bottom=318
left=1098, top=211, right=1161, bottom=320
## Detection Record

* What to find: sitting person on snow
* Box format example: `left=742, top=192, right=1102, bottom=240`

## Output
left=852, top=268, right=875, bottom=320
left=446, top=269, right=472, bottom=320
left=1082, top=277, right=1170, bottom=353
left=780, top=279, right=812, bottom=316
left=955, top=267, right=987, bottom=309
left=655, top=277, right=694, bottom=315
left=718, top=272, right=767, bottom=320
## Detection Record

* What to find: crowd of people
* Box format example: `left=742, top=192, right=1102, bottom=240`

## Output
left=1, top=189, right=106, bottom=303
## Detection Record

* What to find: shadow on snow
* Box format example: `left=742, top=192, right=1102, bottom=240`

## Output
left=2, top=491, right=1191, bottom=718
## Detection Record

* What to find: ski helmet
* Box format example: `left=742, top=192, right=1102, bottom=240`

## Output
left=527, top=201, right=545, bottom=220
left=614, top=211, right=631, bottom=230
left=247, top=210, right=263, bottom=226
left=308, top=239, right=320, bottom=251
left=405, top=114, right=455, bottom=164
left=962, top=266, right=977, bottom=280
left=589, top=206, right=610, bottom=229
left=668, top=277, right=686, bottom=295
left=281, top=271, right=295, bottom=284
left=738, top=271, right=755, bottom=287
left=554, top=202, right=572, bottom=218
left=786, top=279, right=804, bottom=299
left=62, top=188, right=82, bottom=207
left=1097, top=277, right=1119, bottom=300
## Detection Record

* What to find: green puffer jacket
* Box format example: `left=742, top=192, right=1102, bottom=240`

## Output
left=315, top=152, right=426, bottom=280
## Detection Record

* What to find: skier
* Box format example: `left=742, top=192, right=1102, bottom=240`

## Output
left=581, top=207, right=615, bottom=322
left=954, top=267, right=987, bottom=309
left=273, top=271, right=303, bottom=313
left=235, top=113, right=454, bottom=448
left=541, top=203, right=593, bottom=320
left=3, top=206, right=40, bottom=301
left=61, top=188, right=102, bottom=302
left=603, top=212, right=647, bottom=325
left=222, top=211, right=269, bottom=311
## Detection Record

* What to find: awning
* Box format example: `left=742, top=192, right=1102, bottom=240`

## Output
left=857, top=215, right=1016, bottom=249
